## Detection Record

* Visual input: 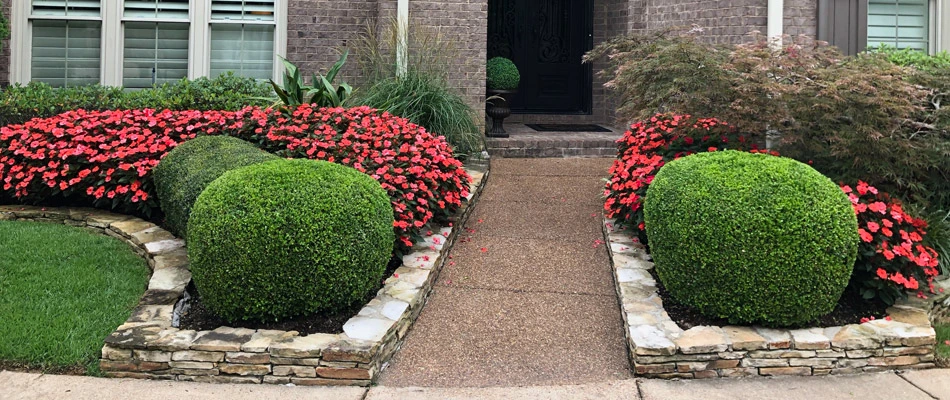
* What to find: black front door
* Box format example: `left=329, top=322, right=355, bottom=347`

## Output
left=488, top=0, right=592, bottom=113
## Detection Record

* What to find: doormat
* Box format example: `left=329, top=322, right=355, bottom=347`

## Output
left=526, top=124, right=613, bottom=132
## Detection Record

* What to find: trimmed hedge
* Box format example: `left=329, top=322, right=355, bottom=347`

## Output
left=152, top=136, right=278, bottom=238
left=0, top=73, right=272, bottom=127
left=188, top=158, right=395, bottom=322
left=486, top=57, right=520, bottom=90
left=644, top=151, right=858, bottom=327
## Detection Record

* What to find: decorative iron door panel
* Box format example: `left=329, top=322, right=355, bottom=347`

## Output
left=488, top=0, right=592, bottom=113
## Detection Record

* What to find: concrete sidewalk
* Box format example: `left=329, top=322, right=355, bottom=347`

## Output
left=3, top=370, right=949, bottom=399
left=378, top=158, right=630, bottom=387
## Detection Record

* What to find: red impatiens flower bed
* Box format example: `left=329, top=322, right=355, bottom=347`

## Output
left=0, top=105, right=470, bottom=249
left=603, top=114, right=766, bottom=241
left=843, top=181, right=940, bottom=305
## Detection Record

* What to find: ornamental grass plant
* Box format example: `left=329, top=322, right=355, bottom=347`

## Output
left=352, top=19, right=482, bottom=156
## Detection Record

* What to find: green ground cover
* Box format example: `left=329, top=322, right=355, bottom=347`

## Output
left=936, top=322, right=950, bottom=366
left=0, top=221, right=148, bottom=375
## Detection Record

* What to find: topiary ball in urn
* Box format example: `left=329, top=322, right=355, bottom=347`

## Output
left=486, top=57, right=520, bottom=137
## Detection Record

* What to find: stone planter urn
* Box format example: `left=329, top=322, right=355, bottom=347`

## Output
left=486, top=89, right=516, bottom=138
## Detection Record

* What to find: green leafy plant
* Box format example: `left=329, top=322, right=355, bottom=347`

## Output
left=0, top=73, right=272, bottom=127
left=873, top=44, right=950, bottom=72
left=357, top=71, right=481, bottom=155
left=644, top=150, right=858, bottom=327
left=922, top=209, right=950, bottom=276
left=352, top=19, right=482, bottom=156
left=188, top=158, right=395, bottom=322
left=588, top=31, right=950, bottom=212
left=152, top=136, right=278, bottom=238
left=0, top=11, right=10, bottom=40
left=270, top=52, right=353, bottom=108
left=486, top=57, right=520, bottom=90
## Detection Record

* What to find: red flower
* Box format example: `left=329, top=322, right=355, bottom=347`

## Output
left=876, top=268, right=888, bottom=279
left=0, top=105, right=471, bottom=252
left=843, top=181, right=941, bottom=305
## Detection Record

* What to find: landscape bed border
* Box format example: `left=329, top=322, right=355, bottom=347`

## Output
left=0, top=165, right=487, bottom=386
left=603, top=218, right=944, bottom=379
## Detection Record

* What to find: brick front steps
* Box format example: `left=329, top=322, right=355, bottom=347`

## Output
left=0, top=166, right=487, bottom=386
left=486, top=125, right=621, bottom=158
left=603, top=218, right=944, bottom=379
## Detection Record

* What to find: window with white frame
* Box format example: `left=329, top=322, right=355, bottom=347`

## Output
left=30, top=1, right=103, bottom=87
left=12, top=1, right=286, bottom=88
left=867, top=0, right=934, bottom=51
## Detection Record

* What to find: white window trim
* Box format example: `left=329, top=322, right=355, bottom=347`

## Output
left=939, top=0, right=950, bottom=52
left=11, top=1, right=288, bottom=86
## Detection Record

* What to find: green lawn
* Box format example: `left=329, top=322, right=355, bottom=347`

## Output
left=937, top=322, right=950, bottom=366
left=0, top=221, right=149, bottom=375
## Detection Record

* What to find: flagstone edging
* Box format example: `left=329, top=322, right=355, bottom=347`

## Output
left=603, top=218, right=943, bottom=378
left=0, top=166, right=487, bottom=386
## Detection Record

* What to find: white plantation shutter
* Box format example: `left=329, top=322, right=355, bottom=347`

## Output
left=31, top=19, right=101, bottom=87
left=210, top=24, right=275, bottom=79
left=32, top=0, right=101, bottom=17
left=211, top=0, right=276, bottom=21
left=868, top=0, right=931, bottom=50
left=123, top=22, right=190, bottom=88
left=123, top=0, right=190, bottom=19
left=122, top=1, right=190, bottom=89
left=209, top=0, right=277, bottom=79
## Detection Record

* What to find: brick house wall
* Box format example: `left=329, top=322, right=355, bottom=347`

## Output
left=286, top=0, right=379, bottom=84
left=2, top=0, right=819, bottom=127
left=1, top=0, right=10, bottom=86
left=629, top=0, right=817, bottom=43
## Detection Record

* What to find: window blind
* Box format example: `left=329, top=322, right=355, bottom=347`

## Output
left=211, top=0, right=276, bottom=21
left=210, top=24, right=274, bottom=79
left=123, top=22, right=189, bottom=89
left=31, top=20, right=102, bottom=87
left=123, top=0, right=190, bottom=19
left=868, top=0, right=930, bottom=50
left=32, top=0, right=101, bottom=17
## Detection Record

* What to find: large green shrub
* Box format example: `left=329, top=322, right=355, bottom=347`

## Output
left=486, top=57, right=520, bottom=90
left=644, top=151, right=858, bottom=327
left=152, top=136, right=278, bottom=238
left=0, top=73, right=272, bottom=127
left=188, top=159, right=395, bottom=322
left=587, top=31, right=950, bottom=212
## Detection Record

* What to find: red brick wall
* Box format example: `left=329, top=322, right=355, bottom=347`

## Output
left=629, top=0, right=817, bottom=44
left=1, top=0, right=11, bottom=86
left=285, top=0, right=379, bottom=84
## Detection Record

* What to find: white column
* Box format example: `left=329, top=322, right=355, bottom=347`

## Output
left=767, top=0, right=784, bottom=47
left=396, top=0, right=409, bottom=77
left=101, top=0, right=123, bottom=86
left=9, top=0, right=30, bottom=84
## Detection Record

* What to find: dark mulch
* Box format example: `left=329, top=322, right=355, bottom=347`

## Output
left=178, top=255, right=402, bottom=335
left=648, top=268, right=889, bottom=330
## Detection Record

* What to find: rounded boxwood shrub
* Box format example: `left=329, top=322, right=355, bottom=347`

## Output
left=643, top=150, right=858, bottom=327
left=486, top=57, right=520, bottom=90
left=152, top=135, right=278, bottom=238
left=188, top=158, right=395, bottom=322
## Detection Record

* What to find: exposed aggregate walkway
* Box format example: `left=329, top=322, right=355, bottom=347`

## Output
left=378, top=157, right=632, bottom=387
